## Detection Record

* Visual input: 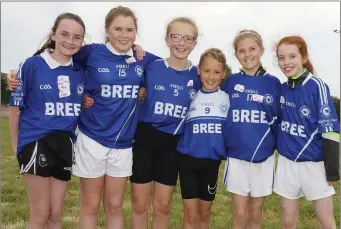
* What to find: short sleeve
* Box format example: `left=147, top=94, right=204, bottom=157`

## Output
left=9, top=58, right=35, bottom=110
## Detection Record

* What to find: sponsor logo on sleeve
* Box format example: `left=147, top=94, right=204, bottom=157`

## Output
left=321, top=105, right=331, bottom=118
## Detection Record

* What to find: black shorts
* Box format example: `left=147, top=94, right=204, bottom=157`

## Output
left=130, top=122, right=181, bottom=186
left=179, top=153, right=221, bottom=201
left=17, top=131, right=73, bottom=181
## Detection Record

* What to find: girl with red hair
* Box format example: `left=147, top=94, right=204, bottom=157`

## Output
left=274, top=36, right=339, bottom=229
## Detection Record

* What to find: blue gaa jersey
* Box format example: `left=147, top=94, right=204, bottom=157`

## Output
left=10, top=50, right=85, bottom=154
left=177, top=88, right=230, bottom=160
left=74, top=43, right=159, bottom=148
left=138, top=59, right=201, bottom=134
left=278, top=73, right=340, bottom=162
left=221, top=70, right=281, bottom=163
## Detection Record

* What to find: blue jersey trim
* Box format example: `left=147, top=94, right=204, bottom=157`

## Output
left=186, top=116, right=226, bottom=122
left=294, top=128, right=319, bottom=161
left=251, top=127, right=271, bottom=162
left=114, top=102, right=137, bottom=147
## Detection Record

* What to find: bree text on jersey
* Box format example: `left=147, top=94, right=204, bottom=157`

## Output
left=232, top=109, right=267, bottom=123
left=45, top=102, right=81, bottom=116
left=193, top=123, right=222, bottom=134
left=281, top=120, right=306, bottom=137
left=154, top=101, right=187, bottom=118
left=101, top=85, right=139, bottom=98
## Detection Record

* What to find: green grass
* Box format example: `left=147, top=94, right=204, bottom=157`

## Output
left=1, top=118, right=340, bottom=229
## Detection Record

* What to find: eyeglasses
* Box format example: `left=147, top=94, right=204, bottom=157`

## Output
left=169, top=34, right=196, bottom=44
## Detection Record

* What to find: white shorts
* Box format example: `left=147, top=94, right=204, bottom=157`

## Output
left=273, top=155, right=335, bottom=201
left=223, top=154, right=275, bottom=197
left=72, top=130, right=133, bottom=178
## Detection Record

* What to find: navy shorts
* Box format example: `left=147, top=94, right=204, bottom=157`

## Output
left=17, top=131, right=73, bottom=181
left=130, top=122, right=181, bottom=186
left=179, top=153, right=221, bottom=201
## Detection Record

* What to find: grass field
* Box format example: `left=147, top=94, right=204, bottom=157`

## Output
left=1, top=118, right=340, bottom=229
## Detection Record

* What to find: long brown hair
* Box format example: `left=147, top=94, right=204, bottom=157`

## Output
left=33, top=13, right=85, bottom=56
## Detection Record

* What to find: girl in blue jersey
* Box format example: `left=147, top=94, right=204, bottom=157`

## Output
left=69, top=7, right=158, bottom=229
left=221, top=30, right=281, bottom=229
left=8, top=13, right=86, bottom=229
left=8, top=6, right=156, bottom=229
left=177, top=48, right=229, bottom=229
left=130, top=17, right=201, bottom=229
left=274, top=36, right=339, bottom=229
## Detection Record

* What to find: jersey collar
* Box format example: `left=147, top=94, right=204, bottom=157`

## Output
left=240, top=65, right=267, bottom=76
left=106, top=42, right=133, bottom=57
left=40, top=50, right=73, bottom=69
left=287, top=70, right=310, bottom=88
left=163, top=59, right=193, bottom=71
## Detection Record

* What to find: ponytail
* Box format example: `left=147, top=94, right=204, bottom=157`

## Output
left=304, top=59, right=314, bottom=74
left=33, top=38, right=55, bottom=56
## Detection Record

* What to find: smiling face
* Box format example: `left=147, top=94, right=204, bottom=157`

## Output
left=198, top=56, right=225, bottom=92
left=106, top=15, right=137, bottom=54
left=277, top=43, right=307, bottom=78
left=165, top=22, right=197, bottom=60
left=235, top=37, right=263, bottom=74
left=51, top=18, right=84, bottom=57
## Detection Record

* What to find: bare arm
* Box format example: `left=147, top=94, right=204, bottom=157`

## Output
left=9, top=106, right=20, bottom=156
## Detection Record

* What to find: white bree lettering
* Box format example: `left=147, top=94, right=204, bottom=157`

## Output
left=232, top=109, right=267, bottom=123
left=281, top=121, right=306, bottom=137
left=193, top=123, right=222, bottom=134
left=154, top=101, right=187, bottom=118
left=101, top=85, right=139, bottom=98
left=45, top=102, right=81, bottom=116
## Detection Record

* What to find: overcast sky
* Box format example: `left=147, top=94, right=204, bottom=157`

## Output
left=1, top=2, right=340, bottom=96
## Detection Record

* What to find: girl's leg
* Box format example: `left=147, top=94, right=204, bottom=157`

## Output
left=182, top=199, right=199, bottom=229
left=246, top=197, right=265, bottom=229
left=151, top=182, right=175, bottom=229
left=24, top=174, right=50, bottom=229
left=130, top=182, right=153, bottom=229
left=231, top=194, right=249, bottom=229
left=78, top=176, right=104, bottom=229
left=46, top=177, right=68, bottom=229
left=198, top=200, right=214, bottom=229
left=281, top=197, right=299, bottom=229
left=314, top=196, right=336, bottom=229
left=103, top=175, right=128, bottom=229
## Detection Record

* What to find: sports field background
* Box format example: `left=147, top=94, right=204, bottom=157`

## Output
left=1, top=117, right=340, bottom=229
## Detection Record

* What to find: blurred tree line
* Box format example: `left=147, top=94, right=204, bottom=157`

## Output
left=1, top=73, right=10, bottom=105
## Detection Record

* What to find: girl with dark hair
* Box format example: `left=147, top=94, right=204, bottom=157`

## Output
left=8, top=13, right=86, bottom=229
